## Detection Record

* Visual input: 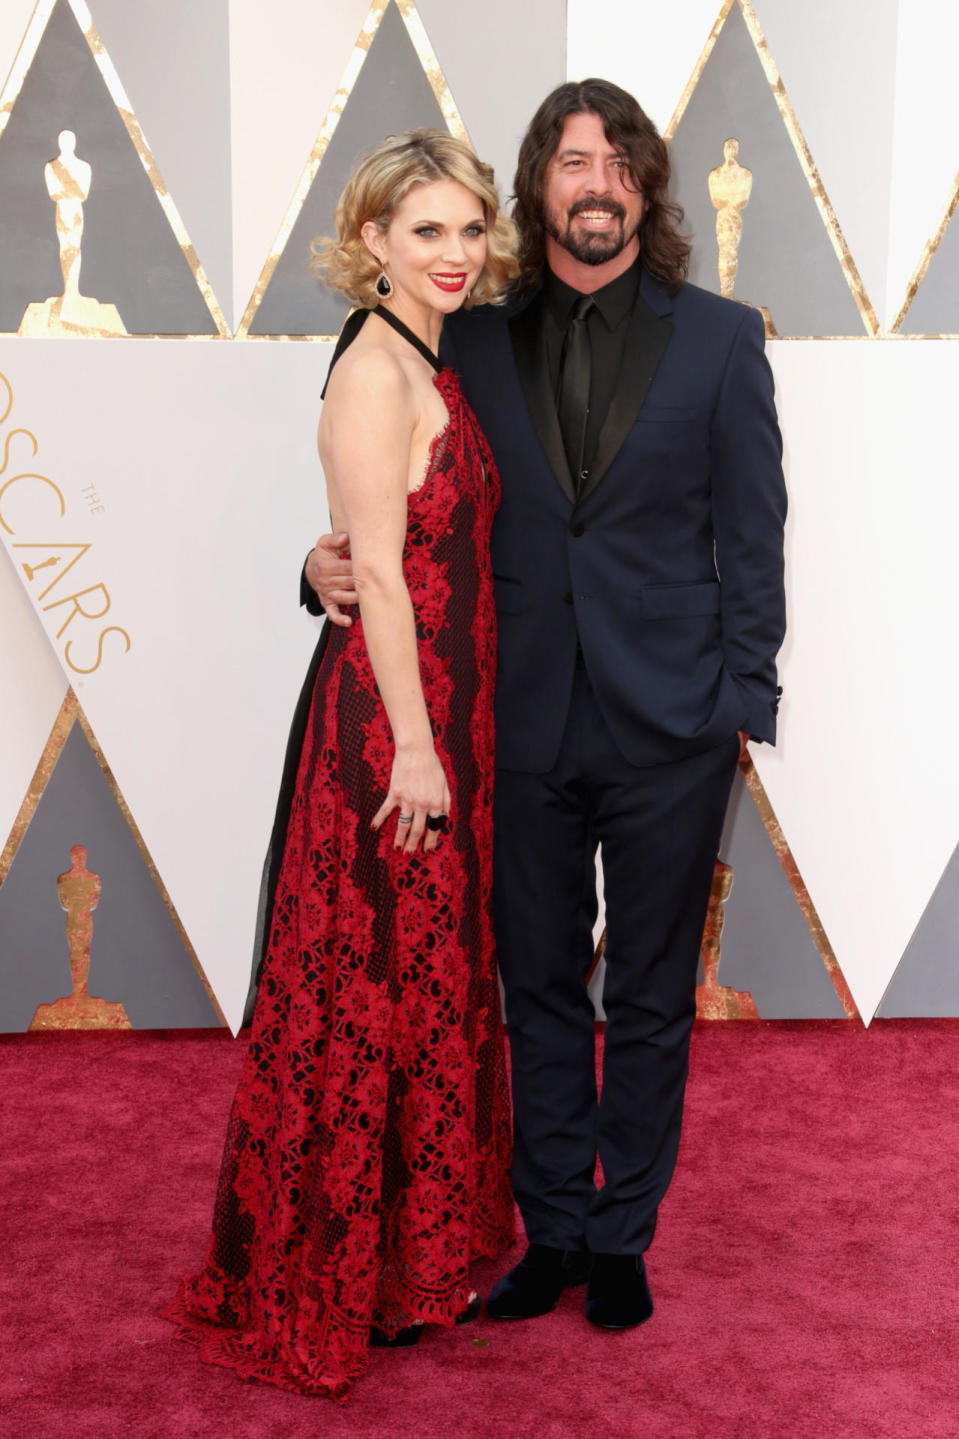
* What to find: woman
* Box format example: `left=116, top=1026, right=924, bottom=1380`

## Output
left=164, top=131, right=517, bottom=1400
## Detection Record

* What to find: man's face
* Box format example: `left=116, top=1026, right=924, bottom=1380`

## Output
left=542, top=111, right=645, bottom=268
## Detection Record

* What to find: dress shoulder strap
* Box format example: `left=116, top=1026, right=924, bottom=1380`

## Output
left=320, top=304, right=442, bottom=399
left=320, top=308, right=368, bottom=399
left=370, top=305, right=442, bottom=372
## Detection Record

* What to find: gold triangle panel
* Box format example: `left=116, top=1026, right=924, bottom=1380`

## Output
left=889, top=173, right=959, bottom=337
left=0, top=0, right=229, bottom=337
left=666, top=0, right=877, bottom=339
left=876, top=843, right=959, bottom=1016
left=236, top=0, right=469, bottom=340
left=737, top=756, right=859, bottom=1019
left=586, top=753, right=859, bottom=1023
left=0, top=688, right=226, bottom=1028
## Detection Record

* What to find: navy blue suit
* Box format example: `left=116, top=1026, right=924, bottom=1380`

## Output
left=444, top=268, right=786, bottom=1256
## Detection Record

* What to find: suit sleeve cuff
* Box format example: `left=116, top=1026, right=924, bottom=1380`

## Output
left=300, top=554, right=323, bottom=616
left=741, top=685, right=782, bottom=746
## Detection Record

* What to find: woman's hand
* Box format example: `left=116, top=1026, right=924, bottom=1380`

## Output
left=306, top=532, right=357, bottom=626
left=372, top=744, right=451, bottom=854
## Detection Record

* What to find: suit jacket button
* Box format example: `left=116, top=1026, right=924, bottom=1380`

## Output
left=563, top=591, right=574, bottom=605
left=570, top=522, right=585, bottom=537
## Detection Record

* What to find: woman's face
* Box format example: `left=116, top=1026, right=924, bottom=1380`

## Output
left=364, top=178, right=488, bottom=315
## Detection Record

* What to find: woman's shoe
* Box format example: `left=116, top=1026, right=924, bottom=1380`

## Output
left=369, top=1323, right=423, bottom=1348
left=371, top=1289, right=479, bottom=1344
left=455, top=1291, right=481, bottom=1326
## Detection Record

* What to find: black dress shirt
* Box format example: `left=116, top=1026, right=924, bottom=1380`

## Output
left=542, top=261, right=640, bottom=489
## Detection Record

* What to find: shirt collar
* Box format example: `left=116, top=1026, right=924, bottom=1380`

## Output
left=543, top=259, right=639, bottom=331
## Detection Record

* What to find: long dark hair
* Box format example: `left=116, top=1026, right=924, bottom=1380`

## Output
left=513, top=78, right=690, bottom=293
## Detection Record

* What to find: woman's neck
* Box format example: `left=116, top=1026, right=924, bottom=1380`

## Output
left=377, top=293, right=443, bottom=357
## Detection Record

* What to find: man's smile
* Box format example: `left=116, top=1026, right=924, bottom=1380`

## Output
left=574, top=210, right=620, bottom=228
left=569, top=199, right=625, bottom=230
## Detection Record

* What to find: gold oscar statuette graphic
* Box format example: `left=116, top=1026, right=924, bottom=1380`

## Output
left=18, top=130, right=127, bottom=338
left=707, top=138, right=777, bottom=337
left=695, top=861, right=760, bottom=1019
left=28, top=844, right=131, bottom=1030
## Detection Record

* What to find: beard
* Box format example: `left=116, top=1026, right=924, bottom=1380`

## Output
left=544, top=195, right=640, bottom=266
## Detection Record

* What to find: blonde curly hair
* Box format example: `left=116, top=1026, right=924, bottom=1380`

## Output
left=311, top=129, right=517, bottom=308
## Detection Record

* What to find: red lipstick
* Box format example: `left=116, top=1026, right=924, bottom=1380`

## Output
left=429, top=273, right=467, bottom=292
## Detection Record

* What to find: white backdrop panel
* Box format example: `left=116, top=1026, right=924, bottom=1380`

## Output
left=228, top=0, right=373, bottom=327
left=0, top=546, right=68, bottom=850
left=568, top=0, right=897, bottom=325
left=0, top=1, right=36, bottom=88
left=754, top=0, right=897, bottom=329
left=91, top=0, right=234, bottom=332
left=754, top=339, right=959, bottom=1021
left=886, top=0, right=959, bottom=326
left=567, top=0, right=719, bottom=131
left=0, top=337, right=331, bottom=1030
left=0, top=0, right=69, bottom=854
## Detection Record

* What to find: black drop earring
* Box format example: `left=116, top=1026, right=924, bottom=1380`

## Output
left=375, top=269, right=393, bottom=299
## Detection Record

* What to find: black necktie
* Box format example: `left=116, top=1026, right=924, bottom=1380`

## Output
left=557, top=294, right=595, bottom=495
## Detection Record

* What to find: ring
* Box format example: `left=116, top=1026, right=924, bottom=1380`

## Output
left=425, top=813, right=448, bottom=832
left=398, top=813, right=413, bottom=824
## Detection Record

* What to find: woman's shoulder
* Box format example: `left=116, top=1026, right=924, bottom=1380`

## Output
left=322, top=342, right=422, bottom=446
left=327, top=338, right=414, bottom=403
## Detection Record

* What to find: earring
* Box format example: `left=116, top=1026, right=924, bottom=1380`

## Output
left=375, top=269, right=393, bottom=299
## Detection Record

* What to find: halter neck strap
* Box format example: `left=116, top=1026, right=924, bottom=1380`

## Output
left=371, top=304, right=442, bottom=372
left=320, top=304, right=441, bottom=399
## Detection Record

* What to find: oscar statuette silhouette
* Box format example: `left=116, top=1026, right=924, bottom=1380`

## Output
left=19, top=130, right=127, bottom=338
left=695, top=861, right=760, bottom=1019
left=29, top=844, right=131, bottom=1029
left=707, top=139, right=777, bottom=337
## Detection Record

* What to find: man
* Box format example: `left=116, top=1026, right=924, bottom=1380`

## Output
left=307, top=79, right=786, bottom=1330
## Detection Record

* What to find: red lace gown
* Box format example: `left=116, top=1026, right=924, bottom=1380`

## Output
left=164, top=369, right=513, bottom=1399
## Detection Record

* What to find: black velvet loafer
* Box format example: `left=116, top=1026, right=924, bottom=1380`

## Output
left=585, top=1252, right=654, bottom=1330
left=486, top=1244, right=590, bottom=1320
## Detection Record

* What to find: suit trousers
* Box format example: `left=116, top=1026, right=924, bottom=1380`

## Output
left=493, top=656, right=740, bottom=1255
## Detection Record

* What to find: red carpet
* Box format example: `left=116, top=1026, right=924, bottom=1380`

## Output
left=2, top=1021, right=957, bottom=1438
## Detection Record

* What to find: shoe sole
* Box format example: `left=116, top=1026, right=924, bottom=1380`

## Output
left=586, top=1312, right=653, bottom=1331
left=487, top=1274, right=590, bottom=1321
left=486, top=1302, right=560, bottom=1320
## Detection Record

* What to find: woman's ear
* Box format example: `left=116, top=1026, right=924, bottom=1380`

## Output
left=361, top=220, right=385, bottom=266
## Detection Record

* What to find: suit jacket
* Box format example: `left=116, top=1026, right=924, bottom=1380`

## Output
left=443, top=267, right=787, bottom=772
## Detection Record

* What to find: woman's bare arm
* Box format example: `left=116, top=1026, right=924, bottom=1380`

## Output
left=320, top=351, right=449, bottom=852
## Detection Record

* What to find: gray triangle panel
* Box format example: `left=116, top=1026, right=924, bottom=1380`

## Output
left=898, top=205, right=959, bottom=333
left=876, top=844, right=959, bottom=1016
left=250, top=2, right=451, bottom=336
left=669, top=5, right=863, bottom=336
left=0, top=722, right=220, bottom=1030
left=88, top=0, right=233, bottom=331
left=0, top=0, right=216, bottom=334
left=713, top=771, right=846, bottom=1017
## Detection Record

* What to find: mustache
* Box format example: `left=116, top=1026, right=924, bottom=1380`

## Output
left=568, top=197, right=626, bottom=222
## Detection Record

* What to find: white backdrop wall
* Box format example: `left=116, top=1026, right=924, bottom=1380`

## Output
left=570, top=0, right=959, bottom=1021
left=0, top=0, right=956, bottom=1031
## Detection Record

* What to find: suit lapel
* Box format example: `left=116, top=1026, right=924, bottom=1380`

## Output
left=580, top=275, right=673, bottom=503
left=509, top=293, right=577, bottom=504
